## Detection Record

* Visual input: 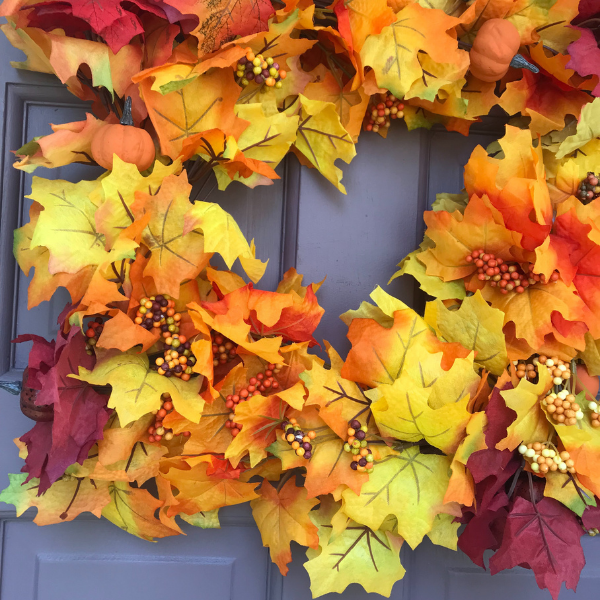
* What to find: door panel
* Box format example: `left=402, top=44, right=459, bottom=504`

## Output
left=1, top=31, right=599, bottom=600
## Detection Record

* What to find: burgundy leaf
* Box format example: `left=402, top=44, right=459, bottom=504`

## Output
left=484, top=383, right=516, bottom=448
left=582, top=503, right=600, bottom=530
left=567, top=27, right=600, bottom=97
left=490, top=493, right=586, bottom=599
left=20, top=328, right=111, bottom=493
left=12, top=334, right=55, bottom=390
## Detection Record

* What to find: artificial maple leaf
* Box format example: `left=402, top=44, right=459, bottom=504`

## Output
left=136, top=66, right=247, bottom=159
left=544, top=471, right=597, bottom=517
left=426, top=291, right=509, bottom=375
left=13, top=113, right=110, bottom=172
left=480, top=280, right=590, bottom=351
left=369, top=378, right=471, bottom=454
left=418, top=194, right=520, bottom=283
left=360, top=3, right=469, bottom=102
left=333, top=0, right=395, bottom=53
left=94, top=156, right=181, bottom=247
left=13, top=202, right=95, bottom=309
left=340, top=291, right=469, bottom=389
left=489, top=495, right=585, bottom=600
left=183, top=200, right=267, bottom=283
left=0, top=473, right=110, bottom=525
left=162, top=460, right=259, bottom=514
left=495, top=366, right=551, bottom=451
left=211, top=101, right=299, bottom=188
left=165, top=0, right=275, bottom=56
left=302, top=345, right=375, bottom=439
left=131, top=172, right=210, bottom=298
left=458, top=447, right=521, bottom=567
left=73, top=350, right=204, bottom=425
left=291, top=94, right=356, bottom=194
left=250, top=477, right=318, bottom=576
left=17, top=328, right=111, bottom=493
left=341, top=447, right=452, bottom=549
left=305, top=504, right=405, bottom=597
left=96, top=310, right=157, bottom=352
left=567, top=27, right=600, bottom=97
left=103, top=481, right=178, bottom=541
left=464, top=126, right=553, bottom=251
left=27, top=176, right=107, bottom=274
left=499, top=44, right=591, bottom=136
left=427, top=511, right=461, bottom=550
left=96, top=413, right=154, bottom=466
left=555, top=97, right=600, bottom=159
left=225, top=382, right=306, bottom=467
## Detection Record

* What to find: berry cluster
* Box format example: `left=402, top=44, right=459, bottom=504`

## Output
left=364, top=92, right=404, bottom=133
left=147, top=393, right=190, bottom=443
left=588, top=528, right=600, bottom=537
left=236, top=48, right=287, bottom=88
left=518, top=442, right=575, bottom=474
left=343, top=419, right=374, bottom=473
left=84, top=317, right=104, bottom=355
left=135, top=295, right=181, bottom=334
left=543, top=390, right=583, bottom=426
left=587, top=400, right=600, bottom=428
left=212, top=332, right=238, bottom=367
left=514, top=360, right=538, bottom=381
left=465, top=250, right=559, bottom=294
left=225, top=364, right=281, bottom=437
left=155, top=340, right=195, bottom=380
left=578, top=172, right=600, bottom=204
left=280, top=417, right=315, bottom=459
left=537, top=355, right=571, bottom=386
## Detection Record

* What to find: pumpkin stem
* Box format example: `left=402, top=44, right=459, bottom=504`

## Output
left=120, top=96, right=134, bottom=126
left=510, top=53, right=539, bottom=74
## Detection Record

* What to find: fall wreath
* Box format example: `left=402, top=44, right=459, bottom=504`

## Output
left=1, top=1, right=600, bottom=598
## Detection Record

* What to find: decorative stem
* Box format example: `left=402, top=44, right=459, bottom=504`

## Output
left=120, top=97, right=134, bottom=126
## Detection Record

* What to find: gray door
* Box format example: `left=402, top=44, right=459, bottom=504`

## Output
left=0, top=32, right=598, bottom=600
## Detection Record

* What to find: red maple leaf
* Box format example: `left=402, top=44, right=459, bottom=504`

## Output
left=17, top=328, right=111, bottom=493
left=490, top=491, right=586, bottom=599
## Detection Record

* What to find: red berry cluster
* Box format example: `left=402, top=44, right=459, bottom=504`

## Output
left=280, top=417, right=315, bottom=459
left=364, top=92, right=404, bottom=133
left=578, top=172, right=600, bottom=204
left=465, top=250, right=559, bottom=294
left=225, top=364, right=281, bottom=437
left=212, top=332, right=238, bottom=367
left=84, top=317, right=104, bottom=355
left=147, top=393, right=190, bottom=443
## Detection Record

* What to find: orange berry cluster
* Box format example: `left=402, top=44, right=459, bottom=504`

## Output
left=212, top=332, right=237, bottom=367
left=147, top=393, right=190, bottom=443
left=225, top=364, right=282, bottom=437
left=135, top=294, right=181, bottom=333
left=514, top=360, right=538, bottom=381
left=578, top=172, right=600, bottom=203
left=155, top=339, right=195, bottom=380
left=466, top=250, right=559, bottom=294
left=537, top=355, right=571, bottom=386
left=543, top=391, right=583, bottom=426
left=236, top=48, right=287, bottom=88
left=343, top=419, right=374, bottom=473
left=84, top=317, right=104, bottom=355
left=587, top=400, right=600, bottom=428
left=280, top=418, right=315, bottom=459
left=518, top=442, right=575, bottom=474
left=364, top=92, right=404, bottom=133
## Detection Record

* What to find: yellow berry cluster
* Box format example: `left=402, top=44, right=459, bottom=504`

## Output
left=343, top=419, right=374, bottom=473
left=155, top=345, right=195, bottom=380
left=543, top=390, right=583, bottom=426
left=518, top=442, right=575, bottom=474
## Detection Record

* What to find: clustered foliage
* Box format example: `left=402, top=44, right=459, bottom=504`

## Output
left=1, top=0, right=600, bottom=598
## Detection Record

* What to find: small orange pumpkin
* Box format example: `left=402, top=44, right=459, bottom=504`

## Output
left=91, top=96, right=155, bottom=171
left=575, top=363, right=599, bottom=402
left=469, top=19, right=521, bottom=82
